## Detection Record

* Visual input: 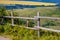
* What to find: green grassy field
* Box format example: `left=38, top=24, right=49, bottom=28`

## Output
left=0, top=7, right=60, bottom=40
left=0, top=24, right=60, bottom=40
left=13, top=7, right=57, bottom=17
left=9, top=7, right=60, bottom=29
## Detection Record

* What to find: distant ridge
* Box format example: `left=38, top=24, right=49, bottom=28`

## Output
left=0, top=1, right=56, bottom=6
left=0, top=1, right=57, bottom=9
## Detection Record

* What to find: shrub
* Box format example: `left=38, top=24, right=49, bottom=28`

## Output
left=0, top=25, right=4, bottom=33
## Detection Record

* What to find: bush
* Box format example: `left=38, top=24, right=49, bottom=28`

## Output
left=0, top=6, right=6, bottom=16
left=0, top=25, right=4, bottom=33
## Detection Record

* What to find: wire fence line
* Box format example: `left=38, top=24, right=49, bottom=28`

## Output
left=0, top=11, right=60, bottom=37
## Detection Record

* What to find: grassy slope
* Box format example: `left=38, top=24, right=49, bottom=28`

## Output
left=0, top=24, right=60, bottom=40
left=12, top=7, right=60, bottom=30
left=0, top=1, right=56, bottom=6
left=13, top=7, right=56, bottom=17
left=1, top=7, right=60, bottom=40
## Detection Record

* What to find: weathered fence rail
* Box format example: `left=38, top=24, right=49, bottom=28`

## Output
left=1, top=16, right=60, bottom=20
left=0, top=11, right=60, bottom=37
left=2, top=16, right=35, bottom=19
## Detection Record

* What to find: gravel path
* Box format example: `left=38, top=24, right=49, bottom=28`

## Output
left=0, top=36, right=9, bottom=40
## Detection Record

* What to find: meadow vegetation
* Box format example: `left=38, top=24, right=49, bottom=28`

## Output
left=0, top=6, right=60, bottom=40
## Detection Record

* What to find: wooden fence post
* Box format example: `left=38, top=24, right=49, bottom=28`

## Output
left=1, top=18, right=3, bottom=23
left=11, top=10, right=14, bottom=26
left=26, top=19, right=29, bottom=27
left=0, top=16, right=4, bottom=24
left=37, top=12, right=40, bottom=37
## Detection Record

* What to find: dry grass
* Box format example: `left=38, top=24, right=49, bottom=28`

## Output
left=0, top=1, right=56, bottom=6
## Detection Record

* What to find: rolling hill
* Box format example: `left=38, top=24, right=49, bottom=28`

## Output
left=0, top=1, right=56, bottom=6
left=0, top=1, right=57, bottom=9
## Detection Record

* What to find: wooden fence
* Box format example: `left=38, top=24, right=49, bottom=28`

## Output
left=0, top=11, right=60, bottom=37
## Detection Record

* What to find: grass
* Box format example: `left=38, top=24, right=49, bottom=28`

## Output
left=0, top=7, right=60, bottom=40
left=0, top=24, right=60, bottom=40
left=11, top=7, right=57, bottom=17
left=5, top=7, right=60, bottom=29
left=0, top=1, right=56, bottom=6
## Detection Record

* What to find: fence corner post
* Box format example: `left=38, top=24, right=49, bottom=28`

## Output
left=37, top=11, right=40, bottom=37
left=11, top=10, right=14, bottom=26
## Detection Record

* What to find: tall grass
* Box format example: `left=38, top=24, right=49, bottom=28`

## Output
left=0, top=24, right=60, bottom=40
left=6, top=7, right=60, bottom=29
left=0, top=7, right=60, bottom=40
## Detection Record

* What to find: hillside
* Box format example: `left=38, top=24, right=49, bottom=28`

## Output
left=0, top=1, right=56, bottom=6
left=0, top=7, right=60, bottom=40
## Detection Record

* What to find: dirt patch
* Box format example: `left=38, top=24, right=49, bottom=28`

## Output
left=0, top=36, right=10, bottom=40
